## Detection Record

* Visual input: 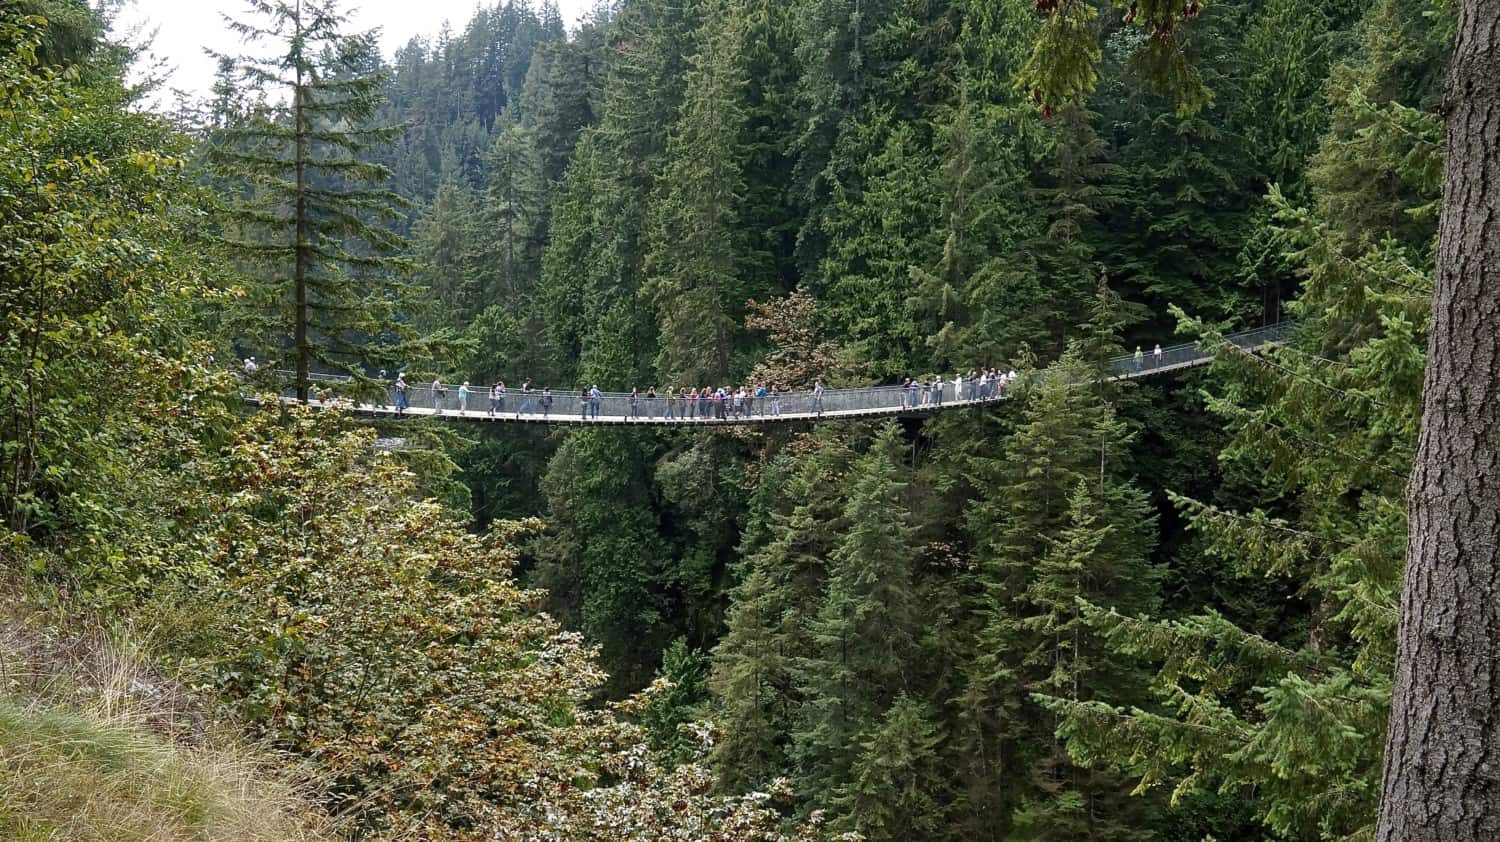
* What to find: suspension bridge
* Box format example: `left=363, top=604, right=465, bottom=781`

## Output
left=264, top=322, right=1291, bottom=426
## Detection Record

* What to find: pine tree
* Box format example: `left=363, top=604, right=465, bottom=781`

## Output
left=410, top=178, right=478, bottom=327
left=711, top=441, right=855, bottom=791
left=478, top=115, right=548, bottom=304
left=1038, top=5, right=1446, bottom=833
left=958, top=348, right=1158, bottom=838
left=815, top=121, right=943, bottom=378
left=836, top=694, right=951, bottom=841
left=643, top=0, right=758, bottom=385
left=792, top=424, right=925, bottom=809
left=209, top=0, right=411, bottom=400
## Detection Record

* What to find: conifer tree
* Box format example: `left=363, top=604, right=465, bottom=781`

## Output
left=836, top=694, right=951, bottom=841
left=959, top=348, right=1158, bottom=836
left=1037, top=6, right=1446, bottom=832
left=711, top=441, right=854, bottom=791
left=478, top=115, right=548, bottom=303
left=792, top=424, right=926, bottom=810
left=209, top=0, right=411, bottom=400
left=643, top=0, right=754, bottom=384
left=411, top=178, right=478, bottom=327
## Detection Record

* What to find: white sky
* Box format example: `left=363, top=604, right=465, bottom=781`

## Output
left=114, top=0, right=595, bottom=107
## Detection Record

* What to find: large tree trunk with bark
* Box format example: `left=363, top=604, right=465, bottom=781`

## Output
left=1376, top=2, right=1500, bottom=839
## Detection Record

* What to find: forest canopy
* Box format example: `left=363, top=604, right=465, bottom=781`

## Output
left=1, top=0, right=1488, bottom=839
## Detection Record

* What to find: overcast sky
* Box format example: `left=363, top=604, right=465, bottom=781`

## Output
left=114, top=0, right=595, bottom=107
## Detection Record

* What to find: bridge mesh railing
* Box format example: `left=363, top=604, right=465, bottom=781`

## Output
left=263, top=321, right=1291, bottom=422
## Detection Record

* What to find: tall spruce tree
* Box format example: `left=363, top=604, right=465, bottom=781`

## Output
left=209, top=0, right=410, bottom=400
left=1037, top=4, right=1446, bottom=832
left=791, top=424, right=935, bottom=822
left=643, top=0, right=755, bottom=384
left=958, top=348, right=1158, bottom=838
left=710, top=440, right=855, bottom=791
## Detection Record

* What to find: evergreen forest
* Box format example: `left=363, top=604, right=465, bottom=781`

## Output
left=2, top=0, right=1498, bottom=839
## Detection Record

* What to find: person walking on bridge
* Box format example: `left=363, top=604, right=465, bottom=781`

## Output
left=770, top=386, right=781, bottom=416
left=458, top=382, right=471, bottom=414
left=432, top=377, right=447, bottom=414
left=590, top=385, right=602, bottom=419
left=518, top=380, right=534, bottom=416
left=1153, top=343, right=1163, bottom=368
left=541, top=388, right=553, bottom=418
left=686, top=387, right=698, bottom=419
left=646, top=386, right=658, bottom=419
left=629, top=388, right=640, bottom=418
left=1134, top=346, right=1144, bottom=372
left=395, top=373, right=409, bottom=414
left=665, top=386, right=677, bottom=420
left=580, top=388, right=589, bottom=419
left=813, top=381, right=825, bottom=417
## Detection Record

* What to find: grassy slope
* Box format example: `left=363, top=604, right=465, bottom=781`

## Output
left=0, top=700, right=335, bottom=842
left=0, top=590, right=341, bottom=842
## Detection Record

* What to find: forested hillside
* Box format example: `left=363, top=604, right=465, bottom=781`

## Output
left=3, top=0, right=1491, bottom=839
left=376, top=0, right=1445, bottom=835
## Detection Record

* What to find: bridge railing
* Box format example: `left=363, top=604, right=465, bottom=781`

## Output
left=1109, top=321, right=1292, bottom=378
left=263, top=321, right=1291, bottom=420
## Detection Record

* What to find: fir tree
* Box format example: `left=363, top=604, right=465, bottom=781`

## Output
left=711, top=441, right=855, bottom=791
left=836, top=694, right=952, bottom=841
left=643, top=0, right=755, bottom=384
left=209, top=0, right=411, bottom=399
left=792, top=424, right=925, bottom=810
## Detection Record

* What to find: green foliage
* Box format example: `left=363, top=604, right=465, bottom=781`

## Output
left=533, top=428, right=675, bottom=691
left=835, top=694, right=951, bottom=841
left=164, top=405, right=823, bottom=839
left=0, top=9, right=235, bottom=592
left=1021, top=0, right=1213, bottom=117
left=792, top=423, right=930, bottom=816
left=208, top=0, right=417, bottom=396
left=640, top=637, right=712, bottom=763
left=643, top=0, right=759, bottom=384
left=711, top=438, right=855, bottom=791
left=1040, top=5, right=1444, bottom=835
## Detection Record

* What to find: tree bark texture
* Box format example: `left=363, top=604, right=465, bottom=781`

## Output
left=1377, top=2, right=1500, bottom=839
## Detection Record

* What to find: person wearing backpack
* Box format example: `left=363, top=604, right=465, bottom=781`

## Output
left=432, top=377, right=447, bottom=414
left=395, top=373, right=409, bottom=414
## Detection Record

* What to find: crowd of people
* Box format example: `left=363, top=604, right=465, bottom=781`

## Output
left=353, top=369, right=1029, bottom=421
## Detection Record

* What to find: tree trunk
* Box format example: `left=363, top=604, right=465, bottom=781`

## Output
left=293, top=0, right=310, bottom=404
left=1376, top=2, right=1500, bottom=839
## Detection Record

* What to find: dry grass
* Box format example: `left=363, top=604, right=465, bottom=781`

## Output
left=0, top=586, right=346, bottom=842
